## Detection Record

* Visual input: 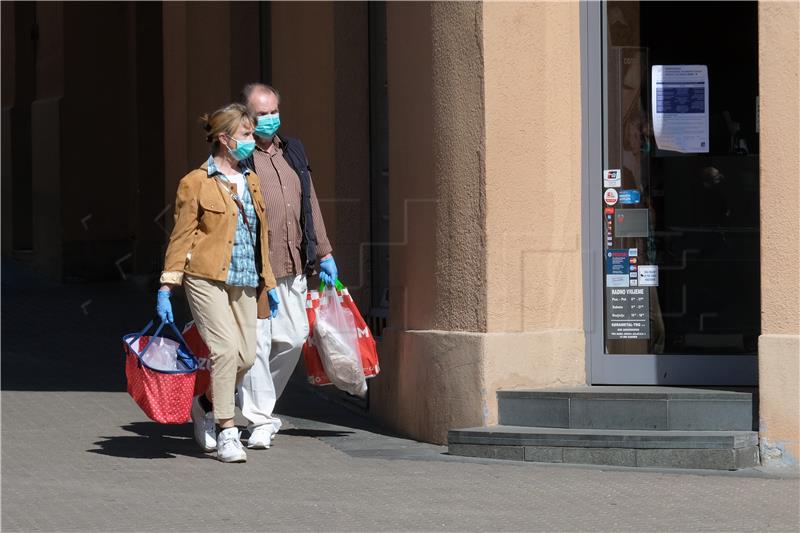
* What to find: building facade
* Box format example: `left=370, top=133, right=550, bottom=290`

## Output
left=2, top=1, right=798, bottom=466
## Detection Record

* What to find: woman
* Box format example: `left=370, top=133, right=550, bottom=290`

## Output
left=156, top=103, right=277, bottom=463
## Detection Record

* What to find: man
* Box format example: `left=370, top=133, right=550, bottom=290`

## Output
left=237, top=83, right=338, bottom=449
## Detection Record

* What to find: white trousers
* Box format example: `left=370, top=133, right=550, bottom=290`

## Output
left=238, top=274, right=309, bottom=433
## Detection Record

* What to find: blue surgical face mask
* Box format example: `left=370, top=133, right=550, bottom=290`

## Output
left=227, top=137, right=256, bottom=161
left=254, top=113, right=281, bottom=138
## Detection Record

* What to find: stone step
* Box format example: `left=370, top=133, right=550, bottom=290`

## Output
left=448, top=426, right=760, bottom=470
left=498, top=386, right=755, bottom=431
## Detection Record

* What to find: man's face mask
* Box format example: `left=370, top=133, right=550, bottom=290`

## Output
left=255, top=113, right=281, bottom=138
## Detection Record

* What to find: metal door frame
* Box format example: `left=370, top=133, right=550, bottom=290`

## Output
left=580, top=1, right=758, bottom=385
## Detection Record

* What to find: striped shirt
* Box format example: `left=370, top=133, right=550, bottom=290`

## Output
left=250, top=139, right=332, bottom=278
left=207, top=156, right=260, bottom=288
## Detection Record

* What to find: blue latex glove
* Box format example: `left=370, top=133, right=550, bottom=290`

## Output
left=319, top=256, right=338, bottom=287
left=156, top=289, right=174, bottom=323
left=267, top=288, right=280, bottom=319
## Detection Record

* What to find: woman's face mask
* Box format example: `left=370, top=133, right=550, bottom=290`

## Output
left=225, top=136, right=256, bottom=161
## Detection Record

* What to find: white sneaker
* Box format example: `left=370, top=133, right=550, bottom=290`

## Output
left=217, top=427, right=247, bottom=463
left=247, top=425, right=272, bottom=449
left=191, top=396, right=216, bottom=452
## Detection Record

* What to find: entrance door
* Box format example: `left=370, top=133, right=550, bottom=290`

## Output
left=583, top=1, right=759, bottom=385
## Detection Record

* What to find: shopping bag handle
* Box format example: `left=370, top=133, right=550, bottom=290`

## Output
left=128, top=319, right=158, bottom=348
left=319, top=278, right=344, bottom=293
left=134, top=319, right=192, bottom=357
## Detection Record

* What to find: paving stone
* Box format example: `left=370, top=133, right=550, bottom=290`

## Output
left=499, top=397, right=569, bottom=428
left=448, top=443, right=525, bottom=461
left=497, top=388, right=754, bottom=431
left=524, top=447, right=564, bottom=463
left=635, top=448, right=755, bottom=470
left=449, top=426, right=758, bottom=450
left=570, top=398, right=667, bottom=430
left=668, top=399, right=753, bottom=431
left=563, top=447, right=637, bottom=467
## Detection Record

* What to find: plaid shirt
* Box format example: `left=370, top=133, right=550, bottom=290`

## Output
left=207, top=156, right=259, bottom=288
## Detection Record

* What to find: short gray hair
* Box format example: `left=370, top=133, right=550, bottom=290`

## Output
left=241, top=83, right=281, bottom=105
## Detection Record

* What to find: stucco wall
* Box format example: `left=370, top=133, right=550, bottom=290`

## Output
left=370, top=2, right=487, bottom=443
left=483, top=1, right=584, bottom=335
left=429, top=2, right=488, bottom=333
left=480, top=0, right=586, bottom=421
left=162, top=2, right=260, bottom=198
left=372, top=1, right=585, bottom=443
left=758, top=0, right=800, bottom=467
left=382, top=1, right=486, bottom=333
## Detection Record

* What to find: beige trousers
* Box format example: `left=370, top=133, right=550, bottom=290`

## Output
left=184, top=276, right=257, bottom=421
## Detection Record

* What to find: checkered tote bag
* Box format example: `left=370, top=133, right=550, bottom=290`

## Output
left=123, top=320, right=199, bottom=424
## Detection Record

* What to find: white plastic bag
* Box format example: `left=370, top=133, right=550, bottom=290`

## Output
left=141, top=337, right=180, bottom=372
left=313, top=286, right=367, bottom=397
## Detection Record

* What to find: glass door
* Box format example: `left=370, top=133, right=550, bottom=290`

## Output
left=583, top=1, right=759, bottom=385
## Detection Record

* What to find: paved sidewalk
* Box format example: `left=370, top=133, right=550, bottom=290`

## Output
left=2, top=386, right=800, bottom=532
left=2, top=261, right=800, bottom=532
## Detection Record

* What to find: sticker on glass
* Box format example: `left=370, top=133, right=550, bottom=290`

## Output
left=619, top=190, right=641, bottom=204
left=606, top=249, right=630, bottom=275
left=604, top=169, right=622, bottom=188
left=638, top=265, right=659, bottom=286
left=606, top=274, right=629, bottom=288
left=604, top=188, right=619, bottom=206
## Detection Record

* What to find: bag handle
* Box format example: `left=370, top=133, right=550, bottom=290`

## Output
left=213, top=176, right=255, bottom=234
left=319, top=278, right=344, bottom=293
left=135, top=320, right=192, bottom=358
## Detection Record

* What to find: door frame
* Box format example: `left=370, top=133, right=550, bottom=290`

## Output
left=580, top=1, right=758, bottom=386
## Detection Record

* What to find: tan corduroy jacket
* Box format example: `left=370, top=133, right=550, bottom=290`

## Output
left=160, top=162, right=277, bottom=314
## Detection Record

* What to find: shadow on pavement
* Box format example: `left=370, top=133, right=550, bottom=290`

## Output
left=3, top=258, right=407, bottom=456
left=88, top=422, right=208, bottom=460
left=279, top=428, right=356, bottom=439
left=274, top=383, right=402, bottom=439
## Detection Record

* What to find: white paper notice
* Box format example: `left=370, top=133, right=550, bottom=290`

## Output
left=651, top=65, right=709, bottom=153
left=606, top=274, right=630, bottom=288
left=638, top=265, right=659, bottom=286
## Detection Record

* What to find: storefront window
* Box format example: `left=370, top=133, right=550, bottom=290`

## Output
left=602, top=1, right=760, bottom=356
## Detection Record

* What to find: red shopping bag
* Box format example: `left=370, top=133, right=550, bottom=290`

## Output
left=302, top=280, right=380, bottom=387
left=123, top=320, right=198, bottom=424
left=182, top=321, right=211, bottom=396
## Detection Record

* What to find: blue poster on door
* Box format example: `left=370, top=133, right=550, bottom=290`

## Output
left=606, top=249, right=630, bottom=275
left=619, top=190, right=641, bottom=204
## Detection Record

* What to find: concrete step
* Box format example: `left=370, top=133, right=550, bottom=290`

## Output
left=448, top=426, right=760, bottom=470
left=498, top=386, right=755, bottom=431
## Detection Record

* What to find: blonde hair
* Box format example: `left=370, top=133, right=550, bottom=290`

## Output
left=199, top=103, right=254, bottom=153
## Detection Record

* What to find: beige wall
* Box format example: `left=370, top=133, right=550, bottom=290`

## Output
left=758, top=0, right=800, bottom=467
left=372, top=1, right=584, bottom=444
left=162, top=2, right=260, bottom=198
left=270, top=1, right=371, bottom=305
left=370, top=1, right=488, bottom=444
left=481, top=0, right=585, bottom=420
